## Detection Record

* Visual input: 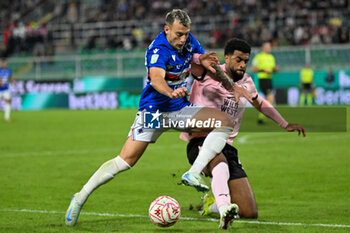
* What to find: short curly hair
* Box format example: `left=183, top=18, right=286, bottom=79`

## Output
left=224, top=38, right=251, bottom=55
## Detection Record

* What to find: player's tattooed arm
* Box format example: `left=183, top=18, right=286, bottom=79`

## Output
left=210, top=64, right=235, bottom=90
left=209, top=65, right=252, bottom=103
left=196, top=52, right=233, bottom=88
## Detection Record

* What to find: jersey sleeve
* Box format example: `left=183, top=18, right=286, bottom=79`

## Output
left=146, top=46, right=169, bottom=70
left=190, top=33, right=204, bottom=54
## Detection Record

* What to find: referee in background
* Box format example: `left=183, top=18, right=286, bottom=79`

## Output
left=252, top=41, right=280, bottom=124
left=299, top=63, right=314, bottom=106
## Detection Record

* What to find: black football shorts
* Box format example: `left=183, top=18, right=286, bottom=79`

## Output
left=186, top=137, right=247, bottom=180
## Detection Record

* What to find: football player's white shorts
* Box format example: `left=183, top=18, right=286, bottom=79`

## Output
left=0, top=90, right=11, bottom=100
left=128, top=104, right=203, bottom=143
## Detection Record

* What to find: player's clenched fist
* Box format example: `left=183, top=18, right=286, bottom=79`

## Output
left=170, top=87, right=189, bottom=99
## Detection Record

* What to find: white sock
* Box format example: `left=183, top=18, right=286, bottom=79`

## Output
left=4, top=102, right=10, bottom=120
left=209, top=203, right=219, bottom=213
left=218, top=204, right=230, bottom=218
left=189, top=127, right=233, bottom=174
left=76, top=156, right=131, bottom=203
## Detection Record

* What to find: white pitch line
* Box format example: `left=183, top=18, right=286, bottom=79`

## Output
left=0, top=142, right=183, bottom=159
left=0, top=148, right=117, bottom=159
left=1, top=208, right=349, bottom=228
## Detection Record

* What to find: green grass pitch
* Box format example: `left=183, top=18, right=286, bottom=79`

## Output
left=0, top=108, right=349, bottom=233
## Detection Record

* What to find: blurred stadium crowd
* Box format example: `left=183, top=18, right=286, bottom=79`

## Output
left=1, top=0, right=349, bottom=57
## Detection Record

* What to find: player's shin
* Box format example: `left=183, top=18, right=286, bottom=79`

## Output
left=211, top=162, right=231, bottom=216
left=76, top=156, right=131, bottom=203
left=189, top=127, right=233, bottom=174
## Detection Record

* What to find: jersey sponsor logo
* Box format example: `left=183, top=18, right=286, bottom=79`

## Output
left=221, top=97, right=239, bottom=117
left=175, top=56, right=191, bottom=70
left=165, top=67, right=191, bottom=81
left=150, top=54, right=159, bottom=64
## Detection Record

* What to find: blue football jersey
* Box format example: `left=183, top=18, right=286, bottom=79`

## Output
left=0, top=68, right=11, bottom=91
left=139, top=31, right=204, bottom=112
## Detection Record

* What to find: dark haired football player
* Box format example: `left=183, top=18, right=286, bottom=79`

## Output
left=65, top=9, right=251, bottom=227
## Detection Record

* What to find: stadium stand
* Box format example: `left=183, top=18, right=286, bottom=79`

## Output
left=1, top=0, right=350, bottom=54
left=1, top=0, right=350, bottom=80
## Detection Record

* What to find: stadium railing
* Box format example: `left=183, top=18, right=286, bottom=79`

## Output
left=8, top=44, right=350, bottom=81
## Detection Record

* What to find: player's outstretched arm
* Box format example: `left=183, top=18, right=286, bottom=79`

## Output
left=191, top=52, right=219, bottom=78
left=252, top=96, right=306, bottom=136
left=193, top=52, right=232, bottom=87
left=149, top=67, right=189, bottom=99
left=285, top=123, right=306, bottom=137
left=198, top=52, right=219, bottom=74
left=210, top=64, right=235, bottom=89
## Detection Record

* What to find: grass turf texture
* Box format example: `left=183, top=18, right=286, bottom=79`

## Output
left=0, top=108, right=349, bottom=233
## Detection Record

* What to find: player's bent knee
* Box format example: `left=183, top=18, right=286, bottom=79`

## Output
left=208, top=154, right=227, bottom=172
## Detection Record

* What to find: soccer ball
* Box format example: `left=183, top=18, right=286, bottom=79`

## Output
left=149, top=196, right=181, bottom=227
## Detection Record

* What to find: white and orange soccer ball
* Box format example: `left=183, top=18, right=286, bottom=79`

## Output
left=148, top=196, right=181, bottom=227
